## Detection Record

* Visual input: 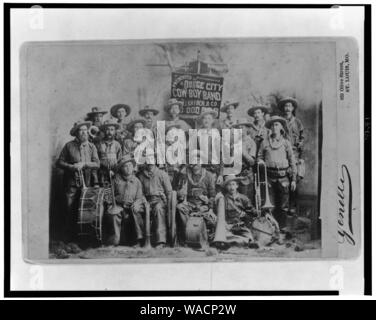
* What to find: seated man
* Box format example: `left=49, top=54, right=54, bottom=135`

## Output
left=176, top=150, right=217, bottom=244
left=222, top=175, right=259, bottom=249
left=105, top=155, right=145, bottom=246
left=137, top=161, right=172, bottom=248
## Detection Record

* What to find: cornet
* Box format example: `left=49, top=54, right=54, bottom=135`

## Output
left=254, top=160, right=274, bottom=217
left=88, top=125, right=101, bottom=139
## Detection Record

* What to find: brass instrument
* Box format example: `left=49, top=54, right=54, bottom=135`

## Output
left=213, top=193, right=227, bottom=246
left=106, top=166, right=123, bottom=216
left=254, top=160, right=273, bottom=216
left=88, top=125, right=101, bottom=139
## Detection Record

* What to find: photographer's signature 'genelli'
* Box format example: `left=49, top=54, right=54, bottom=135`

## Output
left=337, top=164, right=355, bottom=245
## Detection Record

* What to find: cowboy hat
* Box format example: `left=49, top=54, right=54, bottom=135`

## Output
left=117, top=154, right=136, bottom=170
left=110, top=104, right=131, bottom=118
left=277, top=97, right=298, bottom=111
left=139, top=105, right=159, bottom=117
left=199, top=110, right=218, bottom=119
left=127, top=119, right=147, bottom=133
left=70, top=120, right=92, bottom=136
left=222, top=175, right=243, bottom=187
left=220, top=100, right=239, bottom=113
left=265, top=115, right=288, bottom=131
left=164, top=98, right=183, bottom=112
left=100, top=118, right=120, bottom=131
left=232, top=121, right=253, bottom=128
left=247, top=105, right=270, bottom=117
left=86, top=107, right=108, bottom=117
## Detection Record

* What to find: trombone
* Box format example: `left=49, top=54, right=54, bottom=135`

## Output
left=254, top=160, right=274, bottom=217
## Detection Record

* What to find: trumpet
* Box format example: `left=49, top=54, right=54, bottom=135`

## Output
left=254, top=160, right=274, bottom=217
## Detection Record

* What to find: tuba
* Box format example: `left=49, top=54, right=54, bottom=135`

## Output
left=88, top=125, right=101, bottom=139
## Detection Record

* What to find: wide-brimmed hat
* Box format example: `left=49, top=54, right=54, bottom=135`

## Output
left=247, top=105, right=270, bottom=117
left=277, top=97, right=298, bottom=111
left=127, top=119, right=146, bottom=133
left=199, top=110, right=218, bottom=120
left=87, top=107, right=108, bottom=117
left=110, top=104, right=131, bottom=118
left=222, top=175, right=243, bottom=187
left=265, top=115, right=288, bottom=131
left=139, top=105, right=159, bottom=117
left=232, top=121, right=253, bottom=128
left=117, top=154, right=136, bottom=170
left=164, top=98, right=183, bottom=112
left=100, top=118, right=120, bottom=131
left=220, top=100, right=239, bottom=113
left=70, top=120, right=92, bottom=136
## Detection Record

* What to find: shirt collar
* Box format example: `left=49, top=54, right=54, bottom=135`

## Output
left=74, top=138, right=89, bottom=147
left=227, top=192, right=240, bottom=201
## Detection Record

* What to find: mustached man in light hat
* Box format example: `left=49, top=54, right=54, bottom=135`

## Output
left=219, top=100, right=240, bottom=130
left=257, top=115, right=297, bottom=239
left=164, top=98, right=192, bottom=132
left=57, top=120, right=100, bottom=250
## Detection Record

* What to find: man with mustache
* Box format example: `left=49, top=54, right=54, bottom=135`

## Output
left=57, top=120, right=100, bottom=245
left=165, top=98, right=191, bottom=132
left=219, top=100, right=239, bottom=129
left=95, top=119, right=123, bottom=187
left=139, top=105, right=159, bottom=137
left=247, top=105, right=271, bottom=149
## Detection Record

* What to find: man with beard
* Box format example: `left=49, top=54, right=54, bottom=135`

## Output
left=122, top=119, right=147, bottom=157
left=247, top=105, right=271, bottom=149
left=219, top=100, right=239, bottom=129
left=106, top=155, right=145, bottom=246
left=176, top=150, right=217, bottom=245
left=165, top=98, right=191, bottom=132
left=257, top=116, right=297, bottom=237
left=137, top=160, right=172, bottom=248
left=95, top=119, right=123, bottom=187
left=57, top=120, right=100, bottom=246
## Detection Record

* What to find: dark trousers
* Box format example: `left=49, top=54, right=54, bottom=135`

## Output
left=148, top=197, right=168, bottom=245
left=64, top=186, right=81, bottom=242
left=104, top=204, right=145, bottom=246
left=268, top=176, right=290, bottom=229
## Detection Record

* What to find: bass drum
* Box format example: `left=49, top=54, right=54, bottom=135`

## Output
left=185, top=215, right=208, bottom=249
left=77, top=187, right=105, bottom=243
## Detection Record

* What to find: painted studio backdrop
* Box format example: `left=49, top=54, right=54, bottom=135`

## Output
left=23, top=40, right=323, bottom=244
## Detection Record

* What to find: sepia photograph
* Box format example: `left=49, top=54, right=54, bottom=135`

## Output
left=21, top=39, right=325, bottom=261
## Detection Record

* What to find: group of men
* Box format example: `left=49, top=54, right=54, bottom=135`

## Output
left=57, top=96, right=305, bottom=252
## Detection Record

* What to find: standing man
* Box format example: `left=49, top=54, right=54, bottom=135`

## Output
left=122, top=119, right=147, bottom=157
left=278, top=97, right=305, bottom=217
left=247, top=105, right=270, bottom=149
left=257, top=116, right=297, bottom=236
left=165, top=98, right=191, bottom=132
left=219, top=100, right=239, bottom=129
left=110, top=103, right=132, bottom=144
left=57, top=120, right=100, bottom=243
left=85, top=107, right=108, bottom=144
left=231, top=122, right=257, bottom=202
left=137, top=161, right=172, bottom=248
left=106, top=155, right=145, bottom=246
left=96, top=119, right=122, bottom=187
left=176, top=150, right=217, bottom=245
left=139, top=105, right=159, bottom=136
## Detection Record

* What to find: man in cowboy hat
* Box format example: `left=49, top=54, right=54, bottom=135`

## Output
left=85, top=107, right=108, bottom=128
left=257, top=116, right=297, bottom=236
left=137, top=155, right=172, bottom=249
left=105, top=155, right=145, bottom=246
left=95, top=119, right=123, bottom=187
left=122, top=119, right=147, bottom=157
left=232, top=121, right=257, bottom=202
left=278, top=97, right=305, bottom=218
left=247, top=105, right=271, bottom=149
left=222, top=175, right=258, bottom=248
left=165, top=98, right=191, bottom=132
left=139, top=105, right=159, bottom=135
left=110, top=103, right=132, bottom=144
left=57, top=120, right=100, bottom=243
left=176, top=149, right=217, bottom=245
left=219, top=100, right=239, bottom=130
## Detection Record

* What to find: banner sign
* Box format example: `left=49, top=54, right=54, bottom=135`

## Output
left=171, top=72, right=224, bottom=118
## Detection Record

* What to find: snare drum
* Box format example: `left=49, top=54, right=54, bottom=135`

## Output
left=77, top=187, right=105, bottom=242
